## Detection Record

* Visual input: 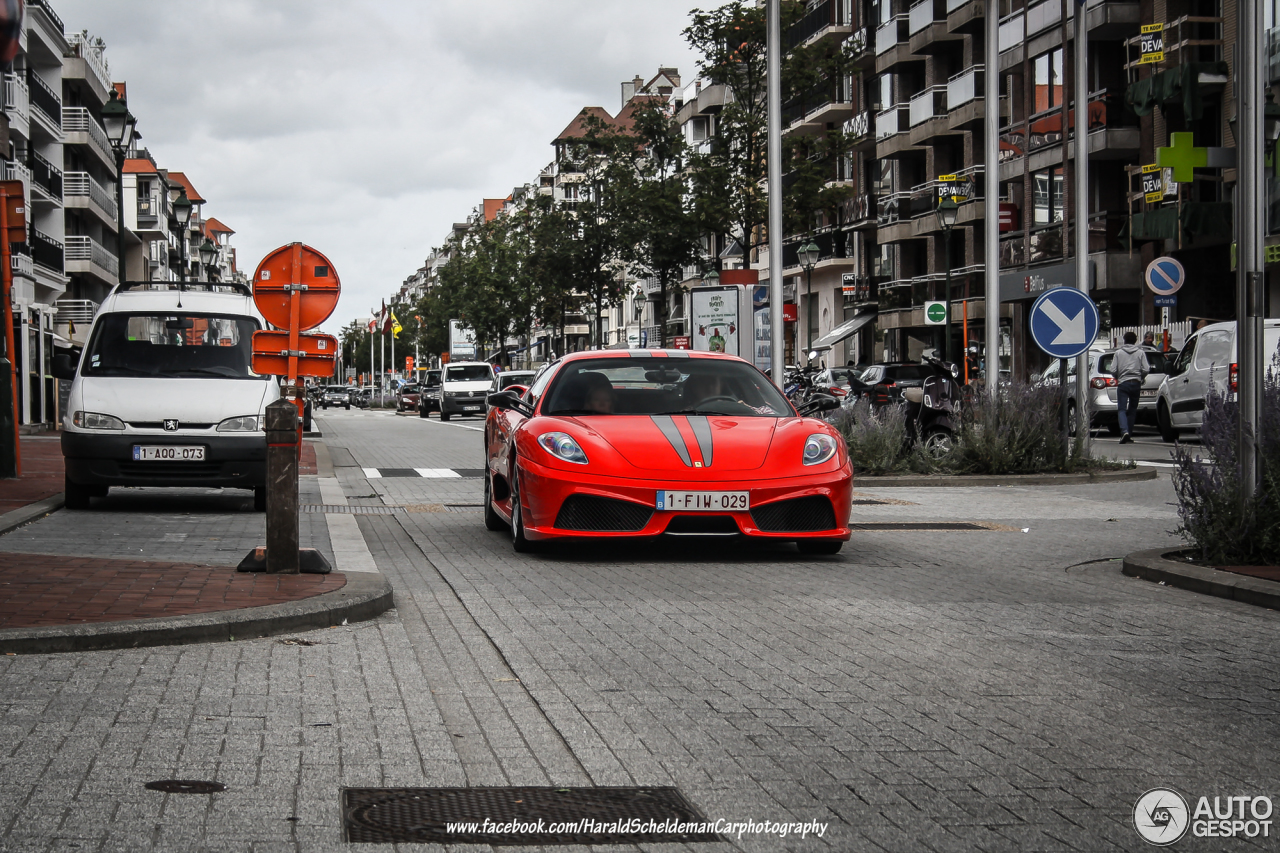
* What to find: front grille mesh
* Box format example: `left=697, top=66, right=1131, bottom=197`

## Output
left=751, top=496, right=837, bottom=532
left=118, top=462, right=227, bottom=478
left=555, top=495, right=653, bottom=532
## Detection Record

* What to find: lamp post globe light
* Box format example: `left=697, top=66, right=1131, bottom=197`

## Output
left=935, top=197, right=959, bottom=365
left=102, top=91, right=136, bottom=285
left=172, top=191, right=192, bottom=283
left=797, top=240, right=819, bottom=356
left=198, top=237, right=217, bottom=280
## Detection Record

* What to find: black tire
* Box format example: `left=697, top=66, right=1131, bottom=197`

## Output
left=509, top=467, right=532, bottom=553
left=345, top=404, right=350, bottom=410
left=1158, top=402, right=1178, bottom=444
left=253, top=486, right=267, bottom=512
left=440, top=412, right=451, bottom=422
left=922, top=427, right=955, bottom=459
left=483, top=469, right=506, bottom=532
left=419, top=405, right=428, bottom=418
left=64, top=475, right=91, bottom=510
left=797, top=540, right=842, bottom=555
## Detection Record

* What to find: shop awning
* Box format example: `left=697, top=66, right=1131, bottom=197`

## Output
left=1120, top=202, right=1232, bottom=245
left=1125, top=61, right=1229, bottom=121
left=809, top=309, right=877, bottom=353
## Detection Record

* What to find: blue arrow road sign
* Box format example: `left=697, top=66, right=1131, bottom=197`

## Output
left=1029, top=288, right=1100, bottom=359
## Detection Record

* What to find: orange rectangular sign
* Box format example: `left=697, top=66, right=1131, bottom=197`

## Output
left=251, top=330, right=338, bottom=377
left=0, top=180, right=26, bottom=245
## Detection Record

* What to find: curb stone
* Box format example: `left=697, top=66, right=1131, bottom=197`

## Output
left=0, top=493, right=65, bottom=537
left=1122, top=547, right=1280, bottom=610
left=0, top=572, right=394, bottom=655
left=856, top=468, right=1157, bottom=487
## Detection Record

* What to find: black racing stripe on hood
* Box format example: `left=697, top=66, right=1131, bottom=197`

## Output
left=651, top=415, right=692, bottom=467
left=687, top=416, right=713, bottom=466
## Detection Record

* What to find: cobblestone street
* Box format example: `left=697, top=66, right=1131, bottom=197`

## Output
left=0, top=410, right=1276, bottom=851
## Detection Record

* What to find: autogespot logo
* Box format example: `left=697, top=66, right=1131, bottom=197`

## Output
left=1134, top=788, right=1190, bottom=846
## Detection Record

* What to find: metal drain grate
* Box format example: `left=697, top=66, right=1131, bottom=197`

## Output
left=850, top=499, right=890, bottom=505
left=301, top=505, right=403, bottom=515
left=145, top=780, right=225, bottom=794
left=342, top=786, right=720, bottom=845
left=850, top=522, right=988, bottom=531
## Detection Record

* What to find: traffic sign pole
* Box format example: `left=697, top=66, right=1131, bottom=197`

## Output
left=1029, top=288, right=1101, bottom=457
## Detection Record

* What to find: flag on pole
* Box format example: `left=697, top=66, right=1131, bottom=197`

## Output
left=389, top=311, right=402, bottom=339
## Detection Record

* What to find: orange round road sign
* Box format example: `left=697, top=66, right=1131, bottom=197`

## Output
left=252, top=243, right=340, bottom=331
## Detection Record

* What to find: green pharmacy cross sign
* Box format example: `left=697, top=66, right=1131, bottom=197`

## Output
left=1156, top=132, right=1208, bottom=184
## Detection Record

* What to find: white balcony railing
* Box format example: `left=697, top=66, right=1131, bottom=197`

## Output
left=3, top=72, right=28, bottom=121
left=67, top=33, right=112, bottom=95
left=63, top=106, right=116, bottom=166
left=946, top=0, right=975, bottom=12
left=909, top=0, right=941, bottom=35
left=64, top=235, right=119, bottom=274
left=909, top=86, right=947, bottom=126
left=876, top=105, right=908, bottom=138
left=998, top=13, right=1024, bottom=52
left=55, top=298, right=100, bottom=325
left=1025, top=0, right=1062, bottom=36
left=4, top=159, right=32, bottom=187
left=947, top=66, right=983, bottom=109
left=11, top=253, right=32, bottom=279
left=64, top=171, right=118, bottom=220
left=843, top=110, right=871, bottom=137
left=876, top=16, right=907, bottom=54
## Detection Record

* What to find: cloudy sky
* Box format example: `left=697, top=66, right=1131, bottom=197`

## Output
left=57, top=0, right=704, bottom=335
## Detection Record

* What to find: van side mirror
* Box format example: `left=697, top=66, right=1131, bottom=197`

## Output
left=52, top=353, right=77, bottom=381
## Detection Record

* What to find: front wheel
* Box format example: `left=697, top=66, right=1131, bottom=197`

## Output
left=797, top=540, right=842, bottom=555
left=440, top=412, right=451, bottom=422
left=509, top=467, right=532, bottom=553
left=1158, top=402, right=1178, bottom=444
left=419, top=405, right=428, bottom=418
left=922, top=427, right=955, bottom=459
left=483, top=469, right=506, bottom=532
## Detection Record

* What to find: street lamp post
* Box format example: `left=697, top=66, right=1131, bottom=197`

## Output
left=198, top=238, right=217, bottom=281
left=935, top=198, right=959, bottom=364
left=101, top=91, right=136, bottom=285
left=798, top=241, right=819, bottom=357
left=172, top=191, right=192, bottom=284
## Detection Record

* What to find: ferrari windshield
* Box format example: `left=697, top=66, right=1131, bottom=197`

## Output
left=542, top=357, right=792, bottom=417
left=82, top=313, right=261, bottom=379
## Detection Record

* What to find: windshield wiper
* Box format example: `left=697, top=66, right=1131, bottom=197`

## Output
left=88, top=365, right=153, bottom=377
left=549, top=409, right=609, bottom=416
left=656, top=408, right=740, bottom=417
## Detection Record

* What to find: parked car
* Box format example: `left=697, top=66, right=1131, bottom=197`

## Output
left=52, top=280, right=278, bottom=511
left=353, top=387, right=373, bottom=409
left=396, top=383, right=421, bottom=412
left=488, top=370, right=537, bottom=410
left=857, top=362, right=943, bottom=404
left=813, top=366, right=874, bottom=402
left=1156, top=319, right=1280, bottom=442
left=321, top=384, right=352, bottom=410
left=418, top=369, right=442, bottom=417
left=483, top=349, right=849, bottom=554
left=437, top=361, right=496, bottom=420
left=1035, top=348, right=1166, bottom=434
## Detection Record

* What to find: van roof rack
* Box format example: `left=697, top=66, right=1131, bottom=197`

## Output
left=113, top=280, right=253, bottom=297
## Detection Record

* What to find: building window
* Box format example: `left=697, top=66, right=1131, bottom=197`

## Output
left=1031, top=168, right=1064, bottom=225
left=1032, top=48, right=1064, bottom=114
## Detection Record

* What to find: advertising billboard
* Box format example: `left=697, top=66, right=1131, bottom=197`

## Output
left=449, top=319, right=476, bottom=359
left=691, top=286, right=739, bottom=355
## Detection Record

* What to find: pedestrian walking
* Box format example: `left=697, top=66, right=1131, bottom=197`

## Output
left=1141, top=331, right=1156, bottom=350
left=1113, top=331, right=1148, bottom=444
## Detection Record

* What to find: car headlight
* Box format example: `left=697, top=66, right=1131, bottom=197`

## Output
left=73, top=411, right=124, bottom=430
left=802, top=433, right=838, bottom=466
left=216, top=415, right=259, bottom=432
left=537, top=431, right=588, bottom=465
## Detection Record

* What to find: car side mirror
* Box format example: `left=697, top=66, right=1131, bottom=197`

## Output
left=52, top=353, right=77, bottom=381
left=504, top=384, right=529, bottom=397
left=487, top=390, right=533, bottom=416
left=798, top=393, right=840, bottom=415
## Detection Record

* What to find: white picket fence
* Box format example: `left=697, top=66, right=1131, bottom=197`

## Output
left=1106, top=320, right=1192, bottom=352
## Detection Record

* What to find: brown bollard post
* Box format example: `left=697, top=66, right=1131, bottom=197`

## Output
left=264, top=398, right=300, bottom=574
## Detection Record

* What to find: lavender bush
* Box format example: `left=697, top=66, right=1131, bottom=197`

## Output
left=831, top=398, right=910, bottom=475
left=1172, top=351, right=1280, bottom=565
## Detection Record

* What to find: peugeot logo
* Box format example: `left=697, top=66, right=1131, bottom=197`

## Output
left=163, top=419, right=179, bottom=431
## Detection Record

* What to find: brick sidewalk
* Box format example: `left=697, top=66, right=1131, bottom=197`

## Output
left=0, top=436, right=63, bottom=514
left=0, top=553, right=345, bottom=629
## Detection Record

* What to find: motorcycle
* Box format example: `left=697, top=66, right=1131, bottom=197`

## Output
left=901, top=356, right=962, bottom=458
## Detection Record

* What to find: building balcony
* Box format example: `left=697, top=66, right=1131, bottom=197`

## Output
left=843, top=111, right=876, bottom=152
left=875, top=17, right=924, bottom=73
left=26, top=69, right=62, bottom=133
left=64, top=171, right=118, bottom=229
left=946, top=66, right=997, bottom=132
left=62, top=106, right=117, bottom=173
left=4, top=159, right=32, bottom=194
left=3, top=72, right=28, bottom=125
left=908, top=0, right=962, bottom=53
left=28, top=0, right=64, bottom=34
left=783, top=76, right=854, bottom=133
left=65, top=33, right=112, bottom=99
left=10, top=248, right=33, bottom=281
left=31, top=227, right=64, bottom=274
left=786, top=0, right=853, bottom=48
left=65, top=234, right=118, bottom=285
left=55, top=298, right=99, bottom=326
left=839, top=193, right=877, bottom=230
left=29, top=151, right=63, bottom=204
left=946, top=0, right=984, bottom=34
left=907, top=86, right=955, bottom=145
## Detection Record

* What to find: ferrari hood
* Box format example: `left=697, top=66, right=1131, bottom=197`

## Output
left=579, top=415, right=778, bottom=473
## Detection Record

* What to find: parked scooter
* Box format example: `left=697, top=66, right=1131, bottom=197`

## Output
left=901, top=355, right=962, bottom=458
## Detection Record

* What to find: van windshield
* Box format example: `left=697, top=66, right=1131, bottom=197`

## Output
left=446, top=365, right=492, bottom=382
left=83, top=313, right=262, bottom=379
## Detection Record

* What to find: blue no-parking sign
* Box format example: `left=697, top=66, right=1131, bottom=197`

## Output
left=1145, top=257, right=1185, bottom=296
left=1029, top=288, right=1100, bottom=359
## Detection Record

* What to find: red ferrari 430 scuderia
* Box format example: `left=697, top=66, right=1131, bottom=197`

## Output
left=482, top=350, right=853, bottom=554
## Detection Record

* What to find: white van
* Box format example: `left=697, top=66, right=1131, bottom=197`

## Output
left=1156, top=319, right=1280, bottom=442
left=436, top=361, right=494, bottom=420
left=55, top=282, right=280, bottom=509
